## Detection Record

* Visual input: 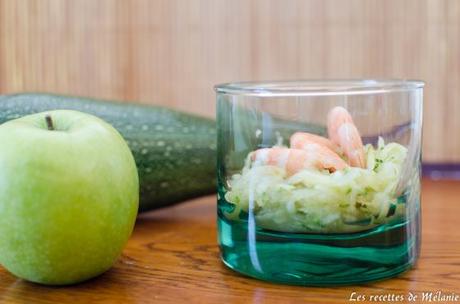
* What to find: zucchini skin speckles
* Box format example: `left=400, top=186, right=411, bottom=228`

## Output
left=0, top=93, right=216, bottom=212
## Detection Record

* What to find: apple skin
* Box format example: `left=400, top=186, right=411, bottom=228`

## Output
left=0, top=110, right=139, bottom=285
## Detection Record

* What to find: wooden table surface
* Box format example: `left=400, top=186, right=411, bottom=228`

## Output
left=0, top=179, right=459, bottom=303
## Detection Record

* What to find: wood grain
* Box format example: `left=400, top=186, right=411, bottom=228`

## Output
left=0, top=0, right=459, bottom=162
left=0, top=179, right=458, bottom=303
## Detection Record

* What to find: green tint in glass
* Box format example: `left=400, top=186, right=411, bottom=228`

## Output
left=215, top=80, right=423, bottom=285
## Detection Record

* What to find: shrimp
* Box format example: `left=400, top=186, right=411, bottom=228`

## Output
left=327, top=106, right=366, bottom=168
left=251, top=146, right=348, bottom=175
left=327, top=106, right=354, bottom=145
left=290, top=132, right=341, bottom=154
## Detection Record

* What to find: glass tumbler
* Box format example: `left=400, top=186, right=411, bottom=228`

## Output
left=215, top=80, right=423, bottom=285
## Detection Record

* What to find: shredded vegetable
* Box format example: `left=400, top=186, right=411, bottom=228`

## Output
left=224, top=138, right=408, bottom=233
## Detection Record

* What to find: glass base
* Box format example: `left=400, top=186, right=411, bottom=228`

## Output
left=218, top=211, right=420, bottom=286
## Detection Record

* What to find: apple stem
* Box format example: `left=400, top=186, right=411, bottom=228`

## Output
left=45, top=115, right=55, bottom=131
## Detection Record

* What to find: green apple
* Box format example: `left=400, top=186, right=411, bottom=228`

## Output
left=0, top=110, right=139, bottom=285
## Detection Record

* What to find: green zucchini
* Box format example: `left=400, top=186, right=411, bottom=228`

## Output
left=0, top=93, right=325, bottom=212
left=0, top=93, right=216, bottom=212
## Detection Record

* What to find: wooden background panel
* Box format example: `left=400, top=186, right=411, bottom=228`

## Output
left=0, top=0, right=459, bottom=162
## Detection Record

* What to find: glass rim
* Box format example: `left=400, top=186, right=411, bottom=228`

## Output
left=214, top=79, right=425, bottom=97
